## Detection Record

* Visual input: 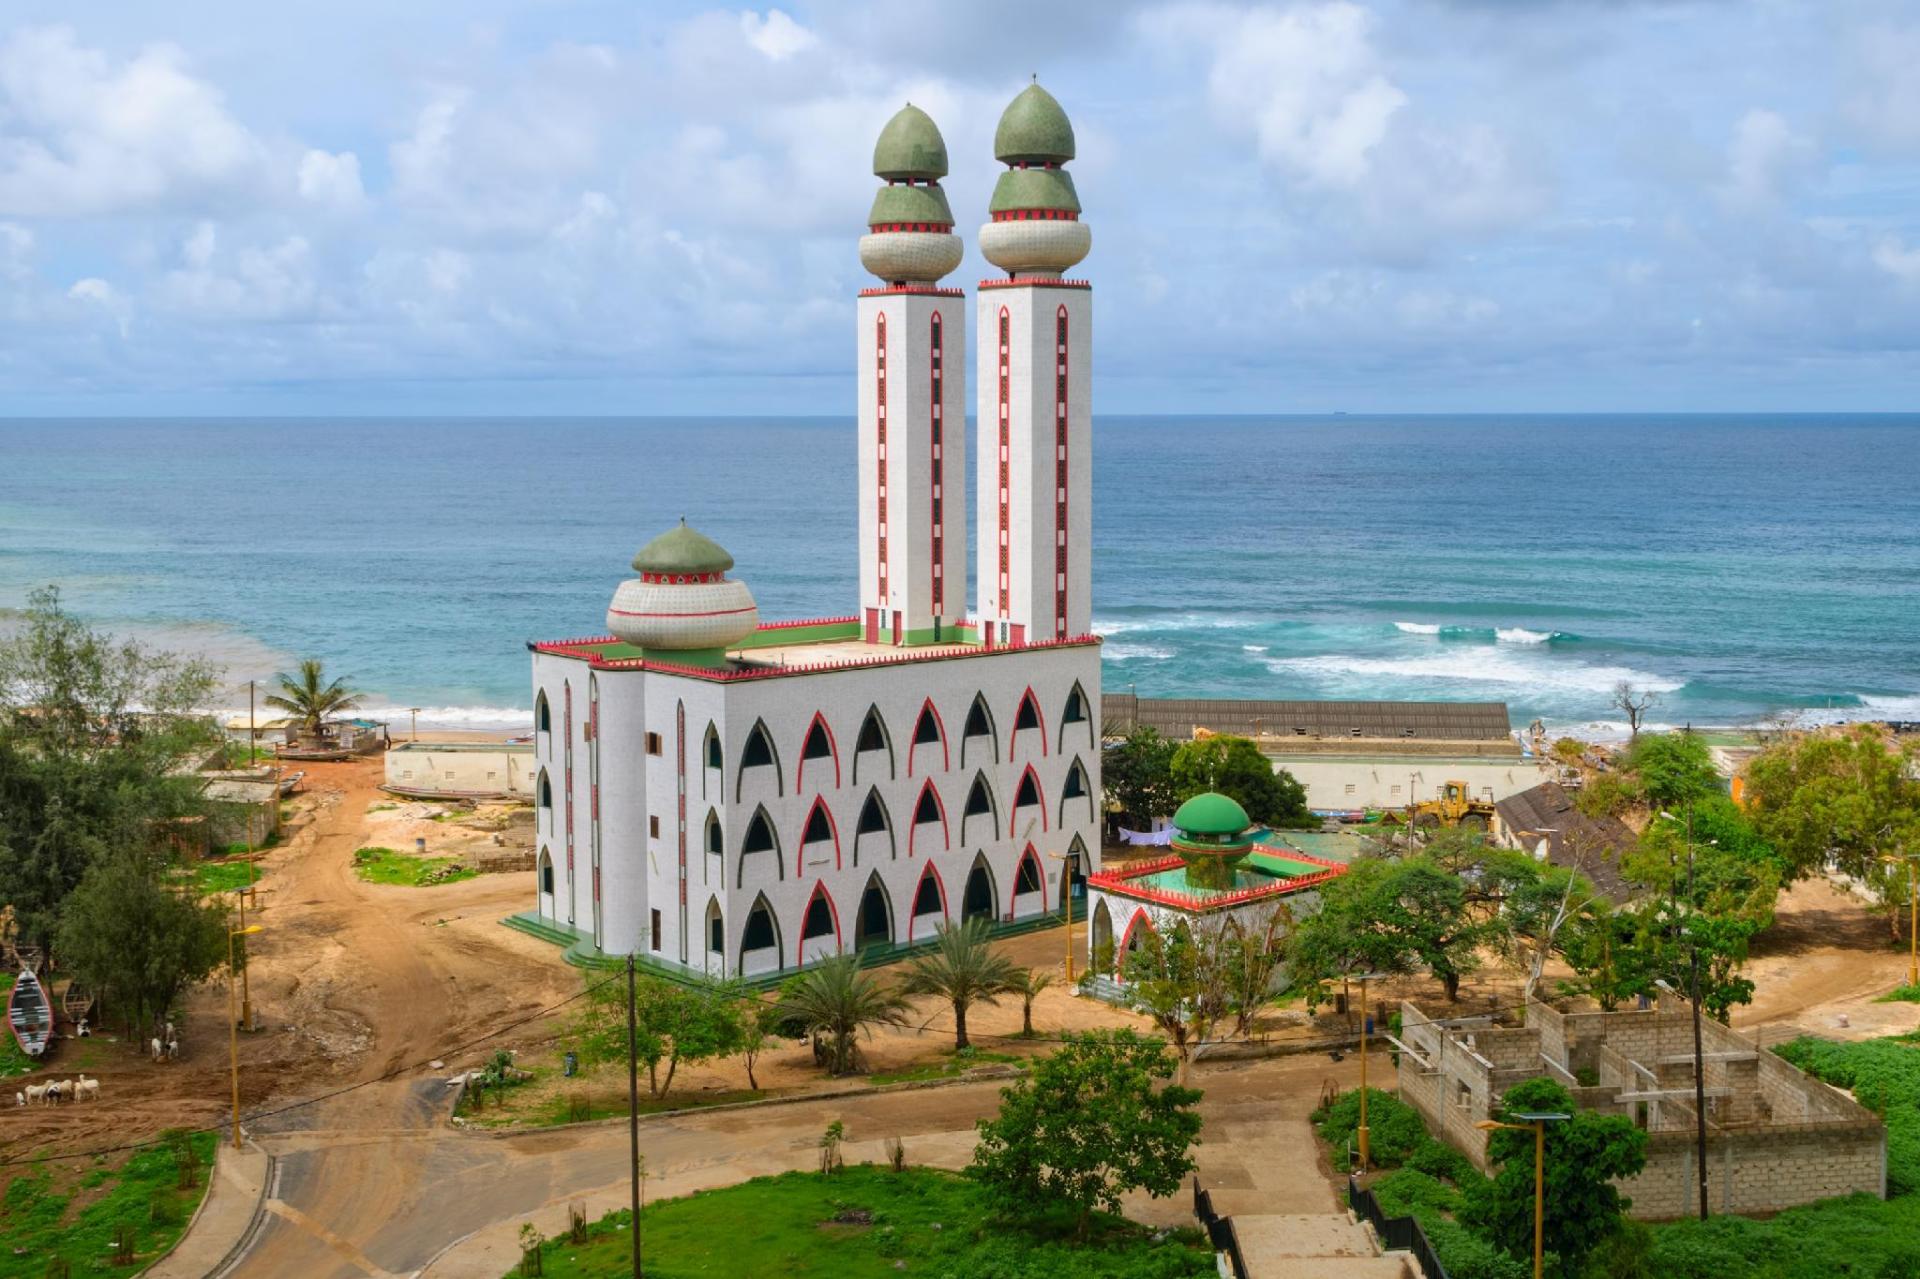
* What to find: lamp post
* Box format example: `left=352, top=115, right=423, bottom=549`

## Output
left=408, top=707, right=421, bottom=742
left=1882, top=852, right=1919, bottom=989
left=227, top=922, right=262, bottom=1150
left=233, top=886, right=267, bottom=1031
left=1476, top=1111, right=1569, bottom=1279
left=1046, top=848, right=1076, bottom=983
left=1353, top=971, right=1387, bottom=1170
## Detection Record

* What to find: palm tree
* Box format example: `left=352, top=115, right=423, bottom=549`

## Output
left=264, top=659, right=363, bottom=742
left=898, top=918, right=1021, bottom=1051
left=776, top=953, right=910, bottom=1075
left=1009, top=968, right=1054, bottom=1038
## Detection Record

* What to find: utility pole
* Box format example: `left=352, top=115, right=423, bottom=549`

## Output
left=626, top=953, right=642, bottom=1277
left=248, top=679, right=257, bottom=762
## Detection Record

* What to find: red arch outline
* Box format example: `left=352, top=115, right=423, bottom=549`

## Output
left=908, top=778, right=949, bottom=857
left=797, top=880, right=843, bottom=963
left=1010, top=762, right=1049, bottom=836
left=908, top=861, right=950, bottom=940
left=907, top=697, right=949, bottom=776
left=1009, top=842, right=1046, bottom=914
left=797, top=795, right=842, bottom=874
left=1119, top=907, right=1155, bottom=959
left=1009, top=686, right=1049, bottom=760
left=797, top=711, right=841, bottom=791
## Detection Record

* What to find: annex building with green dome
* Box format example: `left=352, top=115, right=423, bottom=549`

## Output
left=1084, top=791, right=1350, bottom=973
left=517, top=86, right=1105, bottom=979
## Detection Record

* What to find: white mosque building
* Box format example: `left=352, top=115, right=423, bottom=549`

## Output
left=519, top=85, right=1104, bottom=978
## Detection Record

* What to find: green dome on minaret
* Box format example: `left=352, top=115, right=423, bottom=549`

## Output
left=994, top=82, right=1076, bottom=164
left=873, top=104, right=949, bottom=181
left=1173, top=792, right=1252, bottom=840
left=632, top=520, right=734, bottom=575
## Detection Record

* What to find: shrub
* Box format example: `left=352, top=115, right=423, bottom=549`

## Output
left=1773, top=1036, right=1920, bottom=1195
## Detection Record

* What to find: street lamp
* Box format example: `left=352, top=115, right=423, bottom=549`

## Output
left=408, top=707, right=421, bottom=742
left=1476, top=1111, right=1569, bottom=1279
left=227, top=923, right=262, bottom=1150
left=1352, top=971, right=1388, bottom=1170
left=1881, top=852, right=1920, bottom=989
left=233, top=885, right=268, bottom=1031
left=1046, top=848, right=1076, bottom=983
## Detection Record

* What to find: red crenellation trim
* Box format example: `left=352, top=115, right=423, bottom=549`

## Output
left=868, top=222, right=955, bottom=233
left=533, top=634, right=1104, bottom=681
left=989, top=209, right=1079, bottom=221
left=978, top=277, right=1091, bottom=290
left=859, top=285, right=965, bottom=298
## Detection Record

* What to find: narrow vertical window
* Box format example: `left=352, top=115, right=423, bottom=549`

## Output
left=997, top=307, right=1011, bottom=619
left=1054, top=305, right=1069, bottom=638
left=929, top=310, right=945, bottom=616
left=876, top=312, right=889, bottom=606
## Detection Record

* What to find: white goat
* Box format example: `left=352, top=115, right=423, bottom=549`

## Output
left=150, top=1037, right=165, bottom=1062
left=164, top=1037, right=180, bottom=1061
left=44, top=1079, right=71, bottom=1104
left=73, top=1075, right=98, bottom=1103
left=22, top=1082, right=48, bottom=1106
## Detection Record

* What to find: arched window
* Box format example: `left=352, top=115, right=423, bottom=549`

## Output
left=798, top=713, right=839, bottom=790
left=737, top=805, right=783, bottom=887
left=538, top=849, right=555, bottom=896
left=854, top=788, right=894, bottom=863
left=909, top=863, right=947, bottom=937
left=1013, top=848, right=1043, bottom=896
left=855, top=873, right=893, bottom=949
left=735, top=718, right=782, bottom=802
left=799, top=796, right=840, bottom=872
left=1060, top=757, right=1094, bottom=825
left=961, top=693, right=997, bottom=767
left=704, top=722, right=722, bottom=771
left=704, top=809, right=723, bottom=857
left=909, top=779, right=948, bottom=856
left=1010, top=687, right=1047, bottom=760
left=1011, top=765, right=1047, bottom=835
left=535, top=691, right=552, bottom=736
left=1059, top=681, right=1093, bottom=752
left=537, top=769, right=553, bottom=812
left=740, top=893, right=781, bottom=974
left=961, top=853, right=996, bottom=922
left=852, top=704, right=894, bottom=783
left=799, top=883, right=840, bottom=961
left=705, top=897, right=724, bottom=957
left=961, top=772, right=997, bottom=844
left=908, top=698, right=947, bottom=775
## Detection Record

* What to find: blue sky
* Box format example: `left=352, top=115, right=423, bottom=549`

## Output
left=1, top=0, right=1917, bottom=414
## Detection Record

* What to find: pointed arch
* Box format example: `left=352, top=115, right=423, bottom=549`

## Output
left=1058, top=680, right=1094, bottom=753
left=1009, top=686, right=1048, bottom=760
left=798, top=880, right=843, bottom=963
left=534, top=690, right=552, bottom=736
left=1011, top=763, right=1048, bottom=836
left=960, top=692, right=998, bottom=768
left=740, top=892, right=782, bottom=976
left=797, top=712, right=840, bottom=791
left=961, top=852, right=997, bottom=923
left=736, top=804, right=783, bottom=887
left=1119, top=907, right=1154, bottom=960
left=1059, top=756, right=1094, bottom=826
left=852, top=703, right=894, bottom=784
left=960, top=771, right=999, bottom=844
left=704, top=808, right=723, bottom=858
left=1091, top=898, right=1115, bottom=971
left=798, top=795, right=841, bottom=873
left=536, top=768, right=553, bottom=814
left=537, top=847, right=555, bottom=903
left=1064, top=833, right=1091, bottom=909
left=854, top=787, right=894, bottom=864
left=907, top=697, right=948, bottom=776
left=703, top=896, right=725, bottom=973
left=854, top=872, right=894, bottom=950
left=1009, top=843, right=1046, bottom=916
left=702, top=721, right=722, bottom=799
left=908, top=862, right=949, bottom=940
left=908, top=778, right=949, bottom=856
left=734, top=717, right=783, bottom=803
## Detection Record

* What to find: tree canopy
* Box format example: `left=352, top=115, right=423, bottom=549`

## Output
left=263, top=657, right=363, bottom=737
left=896, top=917, right=1021, bottom=1051
left=1289, top=853, right=1490, bottom=1002
left=1168, top=734, right=1310, bottom=828
left=1102, top=726, right=1178, bottom=828
left=1745, top=726, right=1920, bottom=890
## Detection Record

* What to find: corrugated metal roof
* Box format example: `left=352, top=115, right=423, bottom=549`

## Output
left=1103, top=694, right=1512, bottom=742
left=1494, top=781, right=1639, bottom=903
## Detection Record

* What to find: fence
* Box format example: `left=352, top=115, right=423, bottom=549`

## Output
left=1347, top=1176, right=1449, bottom=1279
left=1192, top=1178, right=1249, bottom=1278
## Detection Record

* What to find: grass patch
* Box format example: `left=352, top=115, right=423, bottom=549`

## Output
left=453, top=1058, right=765, bottom=1129
left=868, top=1047, right=1024, bottom=1087
left=189, top=857, right=263, bottom=896
left=0, top=1131, right=218, bottom=1277
left=512, top=1166, right=1214, bottom=1278
left=352, top=846, right=476, bottom=887
left=1876, top=983, right=1920, bottom=1004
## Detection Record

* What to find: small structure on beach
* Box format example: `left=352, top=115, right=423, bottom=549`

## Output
left=1085, top=792, right=1348, bottom=973
left=200, top=770, right=283, bottom=849
left=277, top=717, right=388, bottom=760
left=384, top=742, right=535, bottom=801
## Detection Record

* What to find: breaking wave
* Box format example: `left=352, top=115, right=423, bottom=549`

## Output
left=1263, top=650, right=1681, bottom=698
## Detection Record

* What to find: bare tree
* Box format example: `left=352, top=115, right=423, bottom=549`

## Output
left=1611, top=681, right=1659, bottom=739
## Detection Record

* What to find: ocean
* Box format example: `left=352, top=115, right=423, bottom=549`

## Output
left=2, top=415, right=1916, bottom=736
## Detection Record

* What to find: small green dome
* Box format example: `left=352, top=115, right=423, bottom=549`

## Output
left=632, top=520, right=734, bottom=575
left=987, top=167, right=1080, bottom=215
left=1173, top=792, right=1251, bottom=838
left=868, top=183, right=955, bottom=226
left=994, top=82, right=1075, bottom=165
left=873, top=104, right=949, bottom=181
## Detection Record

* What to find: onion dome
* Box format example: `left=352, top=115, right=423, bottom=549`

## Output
left=859, top=104, right=963, bottom=286
left=607, top=519, right=759, bottom=659
left=979, top=80, right=1091, bottom=278
left=1171, top=792, right=1254, bottom=891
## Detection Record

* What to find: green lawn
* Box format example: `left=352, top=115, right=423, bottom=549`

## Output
left=1875, top=983, right=1920, bottom=1004
left=0, top=1132, right=218, bottom=1278
left=352, top=846, right=477, bottom=887
left=514, top=1166, right=1214, bottom=1278
left=190, top=857, right=263, bottom=896
left=868, top=1047, right=1024, bottom=1087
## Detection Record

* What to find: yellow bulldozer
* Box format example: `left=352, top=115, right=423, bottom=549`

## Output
left=1378, top=780, right=1496, bottom=833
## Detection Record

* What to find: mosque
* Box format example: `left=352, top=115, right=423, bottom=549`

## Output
left=518, top=85, right=1104, bottom=977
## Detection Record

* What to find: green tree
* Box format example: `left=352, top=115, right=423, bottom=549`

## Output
left=1168, top=734, right=1309, bottom=827
left=970, top=1027, right=1203, bottom=1240
left=1556, top=904, right=1651, bottom=1012
left=1465, top=1078, right=1647, bottom=1276
left=898, top=917, right=1021, bottom=1051
left=1220, top=901, right=1293, bottom=1037
left=1120, top=924, right=1227, bottom=1076
left=648, top=976, right=745, bottom=1100
left=56, top=844, right=228, bottom=1041
left=1008, top=968, right=1053, bottom=1038
left=1624, top=731, right=1719, bottom=812
left=1102, top=726, right=1177, bottom=828
left=737, top=994, right=780, bottom=1090
left=776, top=953, right=911, bottom=1075
left=1287, top=858, right=1423, bottom=1013
left=263, top=657, right=364, bottom=739
left=1298, top=854, right=1489, bottom=1001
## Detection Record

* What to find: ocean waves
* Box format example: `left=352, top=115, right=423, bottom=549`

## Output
left=1259, top=650, right=1683, bottom=698
left=1392, top=620, right=1569, bottom=644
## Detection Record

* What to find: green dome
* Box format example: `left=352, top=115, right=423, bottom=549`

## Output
left=873, top=104, right=949, bottom=181
left=987, top=167, right=1080, bottom=214
left=1173, top=792, right=1251, bottom=838
left=994, top=83, right=1075, bottom=165
left=868, top=183, right=955, bottom=226
left=632, top=520, right=734, bottom=575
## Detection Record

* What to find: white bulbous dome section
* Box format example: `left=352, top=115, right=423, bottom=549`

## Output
left=606, top=577, right=758, bottom=651
left=978, top=219, right=1091, bottom=277
left=858, top=231, right=965, bottom=284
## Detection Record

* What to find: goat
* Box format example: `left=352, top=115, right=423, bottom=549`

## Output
left=73, top=1076, right=98, bottom=1103
left=75, top=1017, right=89, bottom=1038
left=165, top=1037, right=180, bottom=1061
left=44, top=1079, right=71, bottom=1105
left=23, top=1082, right=48, bottom=1106
left=13, top=1091, right=22, bottom=1107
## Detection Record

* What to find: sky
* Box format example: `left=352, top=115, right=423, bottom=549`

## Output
left=1, top=0, right=1917, bottom=415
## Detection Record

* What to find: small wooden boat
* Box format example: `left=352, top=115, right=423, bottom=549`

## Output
left=277, top=770, right=306, bottom=796
left=8, top=967, right=52, bottom=1057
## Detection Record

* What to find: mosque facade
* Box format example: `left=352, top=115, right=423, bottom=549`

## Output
left=523, top=85, right=1104, bottom=977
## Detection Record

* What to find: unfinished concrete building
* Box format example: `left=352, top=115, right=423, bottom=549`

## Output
left=1394, top=1000, right=1886, bottom=1219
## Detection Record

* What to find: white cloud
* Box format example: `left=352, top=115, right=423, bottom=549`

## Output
left=298, top=149, right=366, bottom=211
left=67, top=276, right=130, bottom=335
left=0, top=222, right=31, bottom=281
left=157, top=232, right=318, bottom=320
left=740, top=10, right=818, bottom=62
left=1845, top=22, right=1920, bottom=151
left=1723, top=109, right=1816, bottom=208
left=1873, top=236, right=1920, bottom=286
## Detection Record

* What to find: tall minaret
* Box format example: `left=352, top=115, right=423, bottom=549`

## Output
left=975, top=82, right=1092, bottom=646
left=856, top=106, right=968, bottom=647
